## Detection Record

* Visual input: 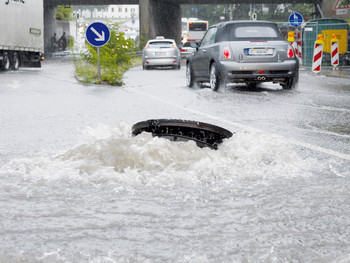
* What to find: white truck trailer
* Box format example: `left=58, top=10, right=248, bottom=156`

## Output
left=0, top=0, right=44, bottom=71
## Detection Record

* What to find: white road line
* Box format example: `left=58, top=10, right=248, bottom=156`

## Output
left=133, top=89, right=350, bottom=161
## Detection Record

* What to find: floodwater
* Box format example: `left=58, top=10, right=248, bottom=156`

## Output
left=1, top=59, right=350, bottom=262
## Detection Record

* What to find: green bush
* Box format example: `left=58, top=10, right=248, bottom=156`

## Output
left=76, top=22, right=136, bottom=86
left=68, top=35, right=74, bottom=49
left=56, top=5, right=73, bottom=21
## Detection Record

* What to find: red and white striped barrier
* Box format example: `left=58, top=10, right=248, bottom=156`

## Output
left=296, top=32, right=302, bottom=65
left=331, top=34, right=339, bottom=70
left=312, top=34, right=324, bottom=73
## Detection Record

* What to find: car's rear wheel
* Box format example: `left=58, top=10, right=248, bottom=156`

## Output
left=186, top=62, right=195, bottom=87
left=210, top=62, right=221, bottom=91
left=282, top=71, right=299, bottom=90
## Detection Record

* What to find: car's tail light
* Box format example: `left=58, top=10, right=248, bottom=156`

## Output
left=180, top=49, right=185, bottom=52
left=287, top=45, right=294, bottom=58
left=173, top=44, right=176, bottom=48
left=223, top=46, right=231, bottom=59
left=145, top=44, right=149, bottom=49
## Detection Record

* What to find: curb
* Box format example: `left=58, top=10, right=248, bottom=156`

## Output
left=300, top=66, right=350, bottom=79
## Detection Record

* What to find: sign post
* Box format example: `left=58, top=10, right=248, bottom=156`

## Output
left=289, top=12, right=303, bottom=65
left=86, top=22, right=111, bottom=82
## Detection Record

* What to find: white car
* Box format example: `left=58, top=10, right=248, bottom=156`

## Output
left=142, top=36, right=181, bottom=70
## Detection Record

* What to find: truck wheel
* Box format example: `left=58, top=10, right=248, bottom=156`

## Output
left=11, top=53, right=20, bottom=71
left=1, top=52, right=10, bottom=71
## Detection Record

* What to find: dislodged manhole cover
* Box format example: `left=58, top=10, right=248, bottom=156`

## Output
left=132, top=119, right=233, bottom=150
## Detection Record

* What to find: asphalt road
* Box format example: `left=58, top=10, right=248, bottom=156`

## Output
left=1, top=58, right=349, bottom=163
left=1, top=58, right=350, bottom=262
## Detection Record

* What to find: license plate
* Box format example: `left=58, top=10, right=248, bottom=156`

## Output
left=155, top=52, right=165, bottom=56
left=246, top=48, right=274, bottom=56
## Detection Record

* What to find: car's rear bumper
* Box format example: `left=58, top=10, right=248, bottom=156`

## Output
left=180, top=51, right=195, bottom=58
left=143, top=57, right=180, bottom=66
left=180, top=52, right=192, bottom=58
left=218, top=60, right=298, bottom=83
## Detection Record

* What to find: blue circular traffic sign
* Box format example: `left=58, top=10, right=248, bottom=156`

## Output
left=86, top=22, right=110, bottom=47
left=289, top=12, right=303, bottom=28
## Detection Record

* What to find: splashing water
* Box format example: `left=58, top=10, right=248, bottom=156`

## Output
left=1, top=123, right=350, bottom=262
left=3, top=122, right=317, bottom=184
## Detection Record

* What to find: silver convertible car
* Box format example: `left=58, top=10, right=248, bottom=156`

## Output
left=142, top=37, right=181, bottom=70
left=186, top=21, right=299, bottom=91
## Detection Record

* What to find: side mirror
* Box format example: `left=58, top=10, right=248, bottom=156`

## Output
left=190, top=42, right=199, bottom=48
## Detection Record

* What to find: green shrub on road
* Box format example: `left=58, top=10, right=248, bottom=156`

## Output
left=74, top=22, right=138, bottom=86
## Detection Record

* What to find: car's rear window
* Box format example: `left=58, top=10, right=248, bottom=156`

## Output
left=148, top=41, right=174, bottom=48
left=183, top=42, right=195, bottom=47
left=219, top=23, right=284, bottom=42
left=235, top=26, right=278, bottom=38
left=189, top=23, right=207, bottom=31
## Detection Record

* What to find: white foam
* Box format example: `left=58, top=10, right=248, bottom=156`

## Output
left=1, top=123, right=321, bottom=187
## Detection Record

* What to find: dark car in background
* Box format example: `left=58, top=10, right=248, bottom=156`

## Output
left=186, top=21, right=299, bottom=91
left=180, top=41, right=199, bottom=58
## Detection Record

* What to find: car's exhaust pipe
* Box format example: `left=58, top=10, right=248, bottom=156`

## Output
left=257, top=76, right=266, bottom=81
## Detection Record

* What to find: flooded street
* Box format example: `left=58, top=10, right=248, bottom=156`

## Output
left=1, top=58, right=350, bottom=262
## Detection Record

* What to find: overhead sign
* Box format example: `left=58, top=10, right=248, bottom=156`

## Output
left=289, top=12, right=303, bottom=27
left=86, top=22, right=110, bottom=47
left=334, top=0, right=350, bottom=9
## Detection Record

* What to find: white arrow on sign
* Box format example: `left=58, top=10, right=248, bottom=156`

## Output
left=91, top=27, right=105, bottom=41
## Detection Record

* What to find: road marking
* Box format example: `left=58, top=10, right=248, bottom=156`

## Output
left=133, top=89, right=350, bottom=161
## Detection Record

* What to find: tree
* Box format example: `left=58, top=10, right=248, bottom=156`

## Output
left=182, top=4, right=315, bottom=23
left=56, top=5, right=73, bottom=21
left=339, top=0, right=350, bottom=7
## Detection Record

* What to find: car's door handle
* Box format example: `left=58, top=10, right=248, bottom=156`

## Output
left=202, top=49, right=207, bottom=53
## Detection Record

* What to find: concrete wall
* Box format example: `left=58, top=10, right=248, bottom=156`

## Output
left=140, top=0, right=181, bottom=43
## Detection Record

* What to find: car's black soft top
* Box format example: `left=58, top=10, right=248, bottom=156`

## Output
left=212, top=21, right=285, bottom=42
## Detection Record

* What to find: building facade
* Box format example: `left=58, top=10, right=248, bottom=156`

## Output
left=74, top=5, right=139, bottom=20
